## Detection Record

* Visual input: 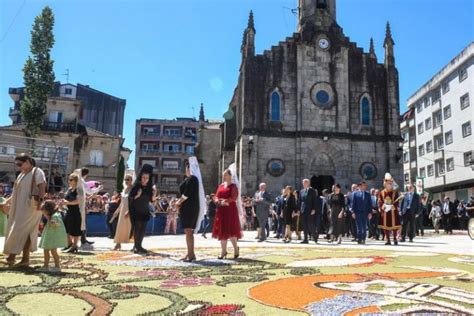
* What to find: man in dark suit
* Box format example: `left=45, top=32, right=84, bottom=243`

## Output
left=441, top=196, right=455, bottom=234
left=400, top=183, right=421, bottom=242
left=351, top=181, right=372, bottom=244
left=298, top=179, right=320, bottom=244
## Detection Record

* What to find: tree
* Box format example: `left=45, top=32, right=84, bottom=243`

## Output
left=20, top=6, right=55, bottom=137
left=116, top=156, right=125, bottom=193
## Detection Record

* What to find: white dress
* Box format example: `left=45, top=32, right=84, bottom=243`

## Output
left=114, top=188, right=132, bottom=244
left=3, top=167, right=46, bottom=255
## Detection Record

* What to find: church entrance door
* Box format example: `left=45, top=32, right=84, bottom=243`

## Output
left=310, top=175, right=335, bottom=195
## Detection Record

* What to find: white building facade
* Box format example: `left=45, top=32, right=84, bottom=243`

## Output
left=404, top=42, right=474, bottom=202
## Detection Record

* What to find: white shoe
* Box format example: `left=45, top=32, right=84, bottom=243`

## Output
left=37, top=266, right=50, bottom=272
left=50, top=267, right=61, bottom=273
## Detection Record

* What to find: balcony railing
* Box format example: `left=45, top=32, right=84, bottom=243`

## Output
left=140, top=149, right=160, bottom=156
left=42, top=121, right=77, bottom=133
left=141, top=132, right=161, bottom=138
left=160, top=168, right=183, bottom=174
left=158, top=182, right=180, bottom=190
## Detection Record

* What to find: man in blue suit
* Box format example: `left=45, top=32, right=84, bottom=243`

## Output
left=351, top=181, right=372, bottom=244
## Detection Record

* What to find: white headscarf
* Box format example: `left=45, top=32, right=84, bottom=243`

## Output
left=189, top=157, right=206, bottom=232
left=72, top=169, right=87, bottom=230
left=228, top=163, right=244, bottom=227
left=122, top=169, right=136, bottom=195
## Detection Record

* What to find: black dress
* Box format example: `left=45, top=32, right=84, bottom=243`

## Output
left=327, top=193, right=345, bottom=237
left=129, top=185, right=152, bottom=223
left=179, top=175, right=200, bottom=229
left=283, top=195, right=297, bottom=225
left=64, top=188, right=82, bottom=237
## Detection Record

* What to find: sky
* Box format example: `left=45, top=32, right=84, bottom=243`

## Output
left=1, top=0, right=473, bottom=168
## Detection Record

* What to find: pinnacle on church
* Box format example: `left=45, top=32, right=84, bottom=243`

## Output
left=199, top=103, right=205, bottom=122
left=247, top=10, right=255, bottom=32
left=384, top=22, right=395, bottom=47
left=369, top=37, right=375, bottom=54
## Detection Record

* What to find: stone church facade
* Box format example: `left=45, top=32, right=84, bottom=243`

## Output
left=220, top=0, right=403, bottom=196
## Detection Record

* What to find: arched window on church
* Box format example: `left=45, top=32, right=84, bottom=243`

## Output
left=270, top=91, right=281, bottom=121
left=360, top=95, right=372, bottom=126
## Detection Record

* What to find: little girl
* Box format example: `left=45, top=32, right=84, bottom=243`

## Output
left=0, top=195, right=8, bottom=237
left=38, top=201, right=68, bottom=272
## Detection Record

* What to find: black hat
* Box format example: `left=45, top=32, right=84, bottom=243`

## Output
left=140, top=164, right=154, bottom=175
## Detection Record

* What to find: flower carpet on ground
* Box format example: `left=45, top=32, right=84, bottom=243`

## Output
left=0, top=245, right=473, bottom=315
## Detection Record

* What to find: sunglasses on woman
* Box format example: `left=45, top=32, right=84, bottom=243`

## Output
left=15, top=161, right=24, bottom=167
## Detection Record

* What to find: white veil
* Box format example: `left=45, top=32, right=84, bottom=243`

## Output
left=228, top=163, right=244, bottom=227
left=189, top=157, right=206, bottom=232
left=72, top=169, right=87, bottom=231
left=122, top=169, right=136, bottom=195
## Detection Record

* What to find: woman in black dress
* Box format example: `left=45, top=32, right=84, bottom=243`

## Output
left=176, top=161, right=199, bottom=262
left=327, top=184, right=346, bottom=244
left=282, top=186, right=298, bottom=243
left=129, top=164, right=154, bottom=254
left=62, top=174, right=82, bottom=253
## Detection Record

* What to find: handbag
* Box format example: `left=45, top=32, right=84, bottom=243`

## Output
left=28, top=167, right=40, bottom=210
left=338, top=210, right=344, bottom=219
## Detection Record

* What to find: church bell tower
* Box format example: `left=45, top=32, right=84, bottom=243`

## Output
left=298, top=0, right=337, bottom=32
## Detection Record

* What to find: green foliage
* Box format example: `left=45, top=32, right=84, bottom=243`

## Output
left=20, top=6, right=55, bottom=137
left=116, top=156, right=125, bottom=193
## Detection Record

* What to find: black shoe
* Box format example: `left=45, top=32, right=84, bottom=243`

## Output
left=137, top=248, right=148, bottom=254
left=394, top=240, right=398, bottom=245
left=385, top=241, right=391, bottom=245
left=409, top=239, right=413, bottom=243
left=401, top=239, right=406, bottom=242
left=62, top=244, right=73, bottom=251
left=362, top=240, right=366, bottom=244
left=351, top=238, right=357, bottom=242
left=83, top=240, right=94, bottom=245
left=218, top=252, right=228, bottom=259
left=300, top=240, right=309, bottom=244
left=357, top=240, right=362, bottom=244
left=314, top=239, right=318, bottom=244
left=66, top=246, right=78, bottom=253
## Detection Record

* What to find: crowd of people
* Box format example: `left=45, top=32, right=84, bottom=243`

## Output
left=1, top=152, right=473, bottom=272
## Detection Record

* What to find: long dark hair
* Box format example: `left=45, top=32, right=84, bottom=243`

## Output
left=130, top=164, right=154, bottom=201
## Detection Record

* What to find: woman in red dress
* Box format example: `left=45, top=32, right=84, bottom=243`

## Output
left=212, top=169, right=242, bottom=259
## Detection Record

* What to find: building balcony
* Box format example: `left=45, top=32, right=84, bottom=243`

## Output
left=160, top=168, right=183, bottom=175
left=140, top=132, right=161, bottom=139
left=433, top=124, right=443, bottom=135
left=158, top=182, right=180, bottom=191
left=433, top=149, right=444, bottom=160
left=140, top=149, right=160, bottom=156
left=161, top=150, right=184, bottom=156
left=42, top=121, right=77, bottom=133
left=432, top=99, right=442, bottom=110
left=160, top=136, right=185, bottom=143
left=408, top=119, right=415, bottom=128
left=409, top=140, right=416, bottom=148
left=410, top=160, right=417, bottom=169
